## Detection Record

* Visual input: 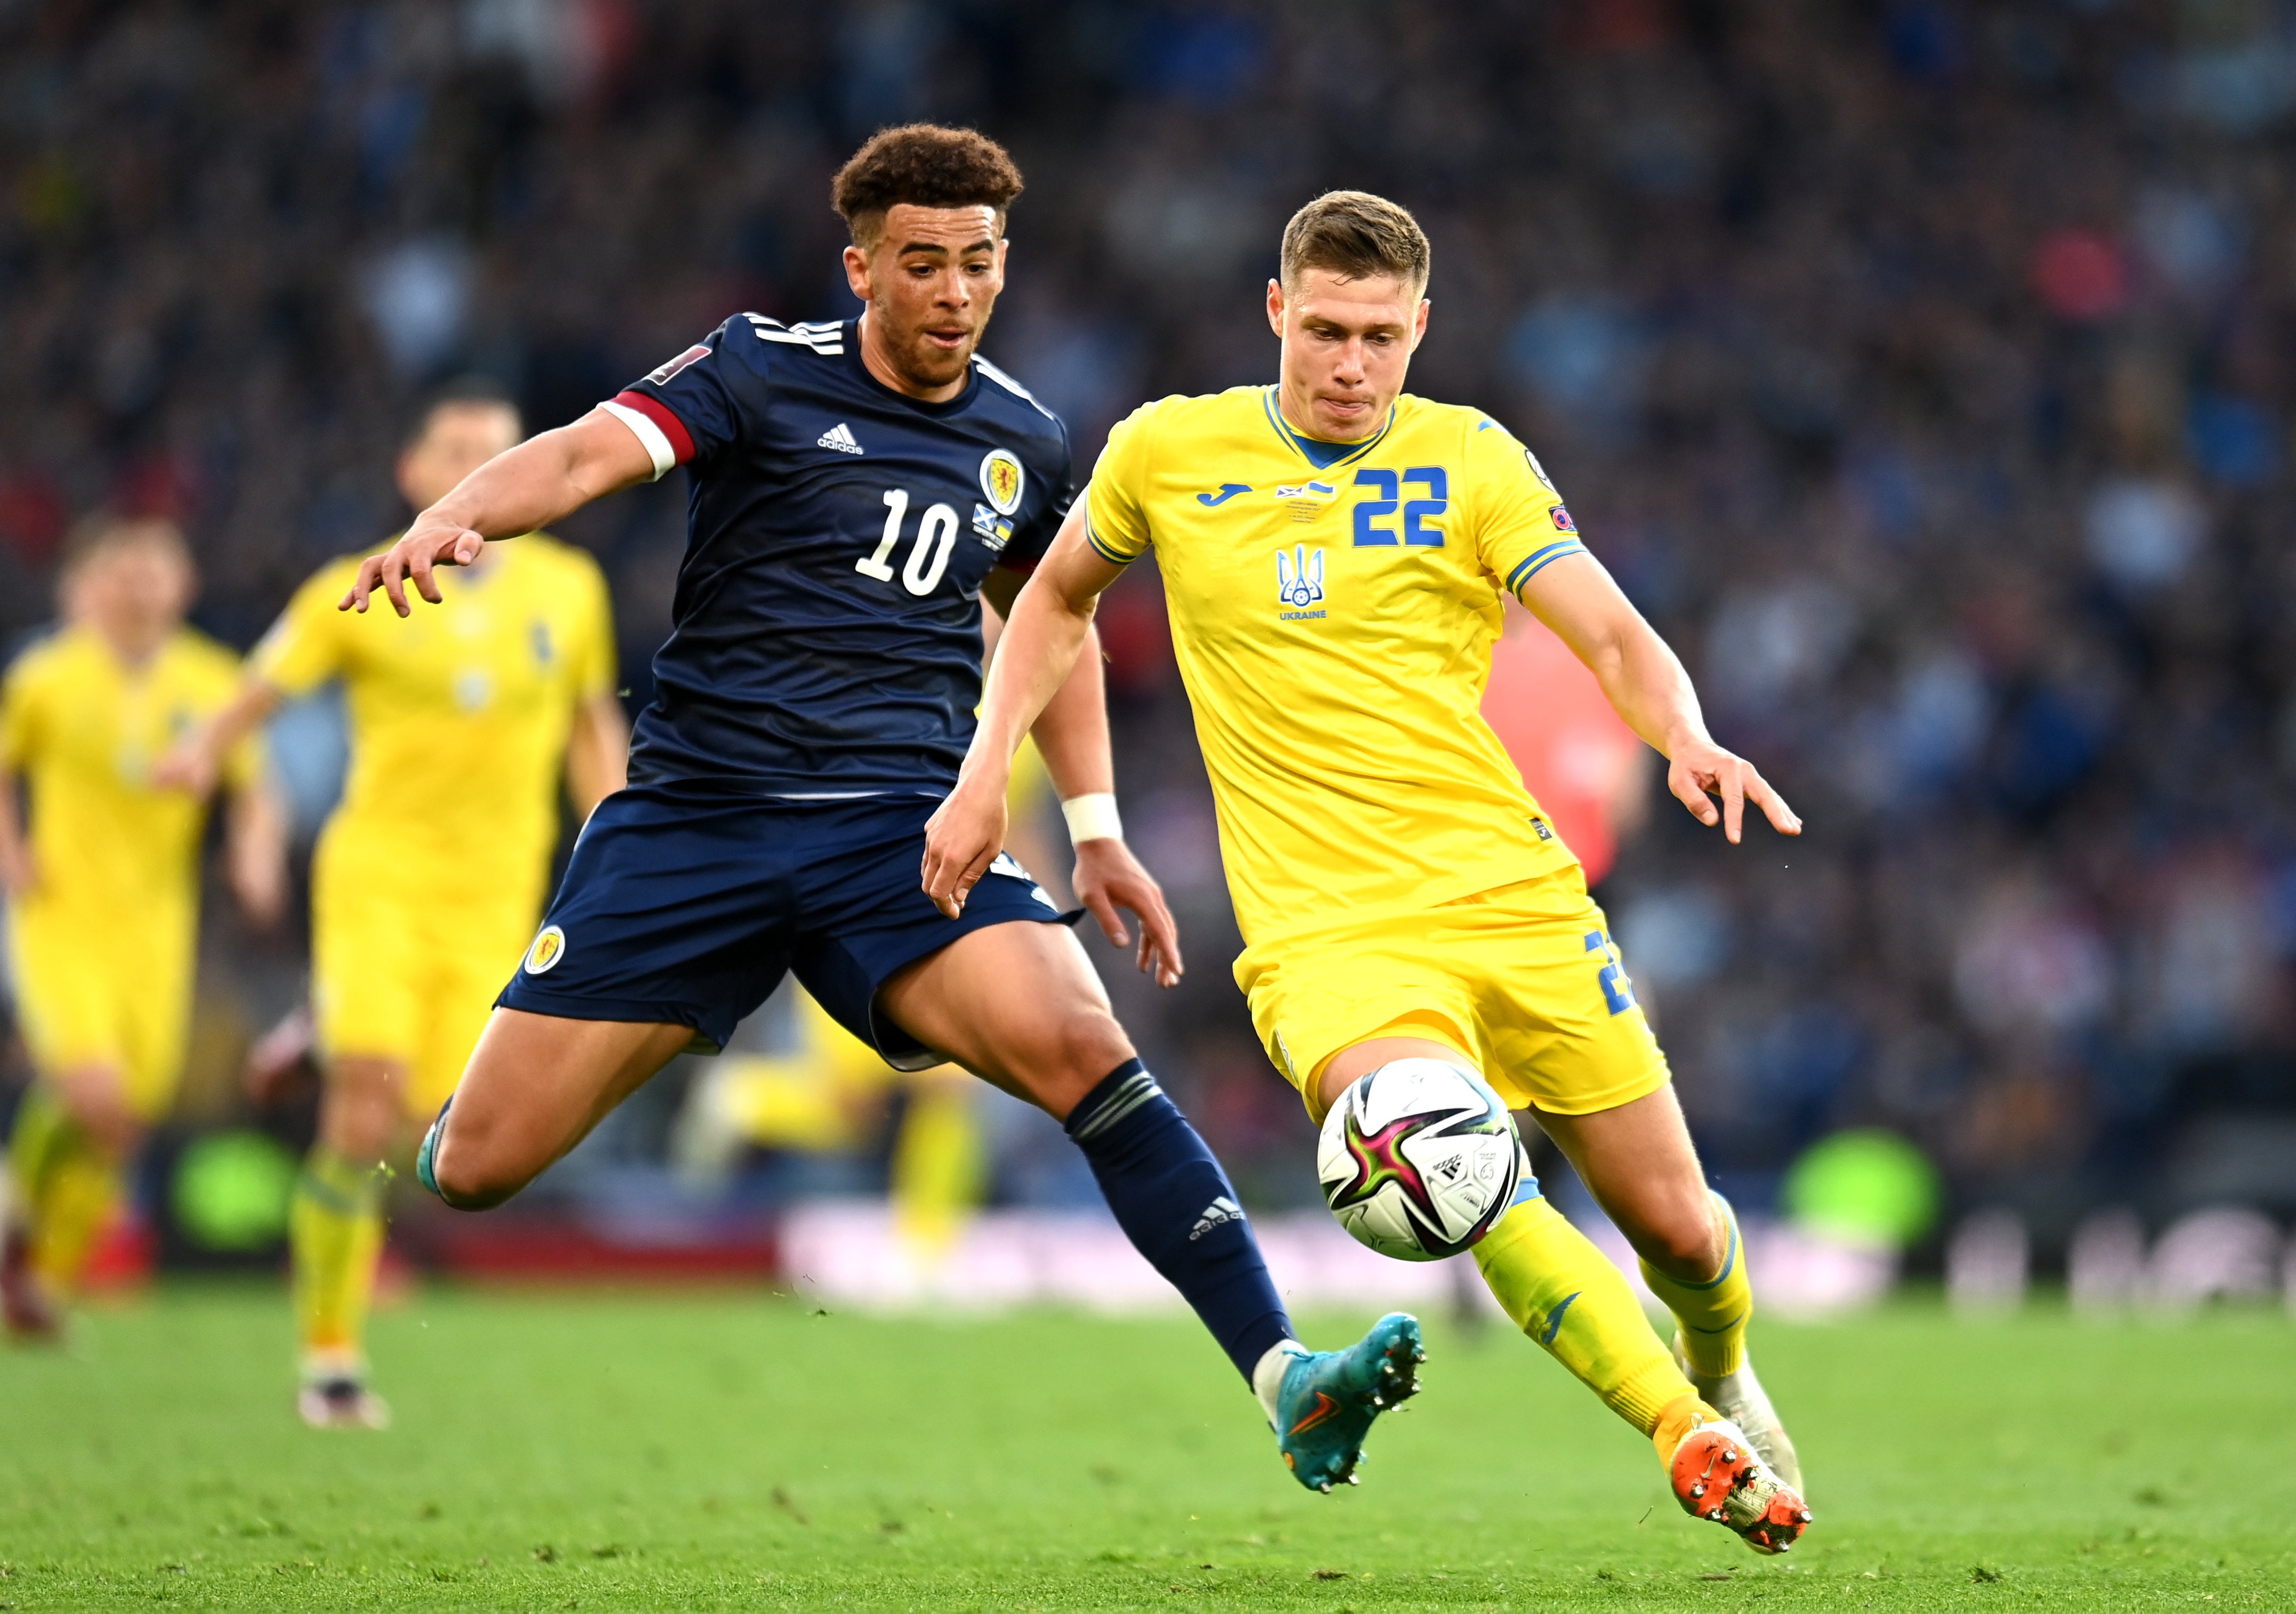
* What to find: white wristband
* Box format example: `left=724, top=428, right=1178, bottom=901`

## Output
left=1060, top=792, right=1123, bottom=845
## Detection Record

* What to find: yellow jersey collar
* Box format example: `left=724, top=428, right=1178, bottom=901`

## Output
left=1260, top=387, right=1395, bottom=472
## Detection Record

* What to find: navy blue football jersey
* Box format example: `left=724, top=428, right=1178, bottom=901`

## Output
left=600, top=315, right=1073, bottom=794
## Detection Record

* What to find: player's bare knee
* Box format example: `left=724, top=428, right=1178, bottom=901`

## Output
left=1057, top=1007, right=1134, bottom=1085
left=1629, top=1196, right=1727, bottom=1281
left=320, top=1063, right=401, bottom=1162
left=430, top=1117, right=529, bottom=1210
left=326, top=1106, right=396, bottom=1166
left=431, top=1148, right=521, bottom=1211
left=1006, top=1006, right=1133, bottom=1119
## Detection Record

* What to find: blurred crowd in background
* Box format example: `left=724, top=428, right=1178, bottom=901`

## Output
left=5, top=0, right=2296, bottom=1281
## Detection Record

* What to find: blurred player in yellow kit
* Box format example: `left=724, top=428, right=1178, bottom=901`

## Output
left=169, top=384, right=626, bottom=1425
left=1, top=516, right=284, bottom=1338
left=931, top=193, right=1814, bottom=1552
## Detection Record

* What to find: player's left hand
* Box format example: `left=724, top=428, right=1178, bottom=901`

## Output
left=1667, top=738, right=1801, bottom=844
left=1072, top=837, right=1183, bottom=988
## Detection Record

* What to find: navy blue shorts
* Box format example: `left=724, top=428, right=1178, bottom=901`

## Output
left=496, top=786, right=1066, bottom=1069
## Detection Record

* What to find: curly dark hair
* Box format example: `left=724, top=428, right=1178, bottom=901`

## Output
left=831, top=124, right=1025, bottom=247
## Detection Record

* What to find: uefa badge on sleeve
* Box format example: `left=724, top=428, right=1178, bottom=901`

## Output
left=524, top=925, right=568, bottom=975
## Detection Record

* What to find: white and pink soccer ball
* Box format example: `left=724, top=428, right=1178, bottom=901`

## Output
left=1316, top=1059, right=1522, bottom=1261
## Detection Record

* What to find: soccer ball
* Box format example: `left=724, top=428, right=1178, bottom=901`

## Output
left=1316, top=1059, right=1522, bottom=1261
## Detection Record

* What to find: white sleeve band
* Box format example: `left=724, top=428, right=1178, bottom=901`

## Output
left=1061, top=792, right=1123, bottom=845
left=599, top=399, right=675, bottom=482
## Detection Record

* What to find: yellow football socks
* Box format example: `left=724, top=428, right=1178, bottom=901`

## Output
left=5, top=1084, right=68, bottom=1199
left=31, top=1142, right=122, bottom=1294
left=291, top=1145, right=385, bottom=1370
left=1638, top=1191, right=1751, bottom=1378
left=891, top=1081, right=983, bottom=1257
left=1473, top=1192, right=1700, bottom=1437
left=1652, top=1389, right=1720, bottom=1463
left=7, top=1086, right=123, bottom=1294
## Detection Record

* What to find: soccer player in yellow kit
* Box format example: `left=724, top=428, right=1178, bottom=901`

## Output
left=1, top=516, right=282, bottom=1338
left=167, top=386, right=626, bottom=1425
left=928, top=193, right=1813, bottom=1553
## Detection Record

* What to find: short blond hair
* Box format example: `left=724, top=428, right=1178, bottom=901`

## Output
left=1279, top=190, right=1431, bottom=294
left=60, top=512, right=189, bottom=579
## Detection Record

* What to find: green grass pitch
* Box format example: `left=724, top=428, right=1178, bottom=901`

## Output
left=1, top=1284, right=2291, bottom=1610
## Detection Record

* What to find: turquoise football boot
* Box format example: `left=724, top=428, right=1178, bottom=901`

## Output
left=1275, top=1312, right=1425, bottom=1492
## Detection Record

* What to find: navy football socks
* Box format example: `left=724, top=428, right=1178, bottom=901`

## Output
left=1064, top=1059, right=1294, bottom=1381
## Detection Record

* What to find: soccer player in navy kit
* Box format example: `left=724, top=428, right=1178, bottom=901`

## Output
left=337, top=125, right=1416, bottom=1490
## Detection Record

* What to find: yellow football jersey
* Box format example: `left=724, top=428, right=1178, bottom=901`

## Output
left=1085, top=386, right=1592, bottom=947
left=250, top=533, right=615, bottom=871
left=0, top=624, right=257, bottom=918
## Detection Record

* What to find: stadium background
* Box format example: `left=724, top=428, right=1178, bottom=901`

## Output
left=4, top=0, right=2294, bottom=1300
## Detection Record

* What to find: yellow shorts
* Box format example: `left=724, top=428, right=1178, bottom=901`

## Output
left=1235, top=867, right=1670, bottom=1124
left=311, top=848, right=540, bottom=1116
left=6, top=903, right=195, bottom=1118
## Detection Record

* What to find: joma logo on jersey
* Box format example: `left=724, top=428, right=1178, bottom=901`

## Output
left=1276, top=545, right=1325, bottom=618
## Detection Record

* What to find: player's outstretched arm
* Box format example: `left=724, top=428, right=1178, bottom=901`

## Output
left=564, top=693, right=630, bottom=819
left=339, top=410, right=655, bottom=618
left=152, top=678, right=282, bottom=797
left=922, top=501, right=1128, bottom=916
left=225, top=772, right=289, bottom=929
left=979, top=570, right=1182, bottom=987
left=0, top=766, right=35, bottom=898
left=1519, top=554, right=1802, bottom=845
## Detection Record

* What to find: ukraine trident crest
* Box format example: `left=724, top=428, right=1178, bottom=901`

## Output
left=1276, top=544, right=1325, bottom=610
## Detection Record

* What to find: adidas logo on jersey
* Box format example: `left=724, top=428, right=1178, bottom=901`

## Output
left=816, top=422, right=864, bottom=455
left=1189, top=1196, right=1244, bottom=1241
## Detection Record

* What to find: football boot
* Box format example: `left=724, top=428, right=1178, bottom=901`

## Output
left=298, top=1375, right=391, bottom=1431
left=1671, top=1333, right=1803, bottom=1494
left=1275, top=1311, right=1424, bottom=1492
left=1668, top=1411, right=1812, bottom=1555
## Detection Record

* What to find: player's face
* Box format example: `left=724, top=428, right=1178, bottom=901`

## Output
left=69, top=529, right=194, bottom=655
left=1266, top=270, right=1430, bottom=441
left=844, top=203, right=1008, bottom=399
left=398, top=402, right=522, bottom=514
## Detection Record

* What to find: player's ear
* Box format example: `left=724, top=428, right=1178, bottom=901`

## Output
left=1410, top=297, right=1430, bottom=352
left=1265, top=278, right=1287, bottom=338
left=842, top=242, right=874, bottom=305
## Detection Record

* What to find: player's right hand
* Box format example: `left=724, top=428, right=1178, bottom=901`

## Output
left=149, top=734, right=219, bottom=796
left=338, top=515, right=487, bottom=616
left=1666, top=736, right=1801, bottom=844
left=920, top=769, right=1011, bottom=919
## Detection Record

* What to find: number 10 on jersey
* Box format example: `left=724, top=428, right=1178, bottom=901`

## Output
left=856, top=489, right=958, bottom=595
